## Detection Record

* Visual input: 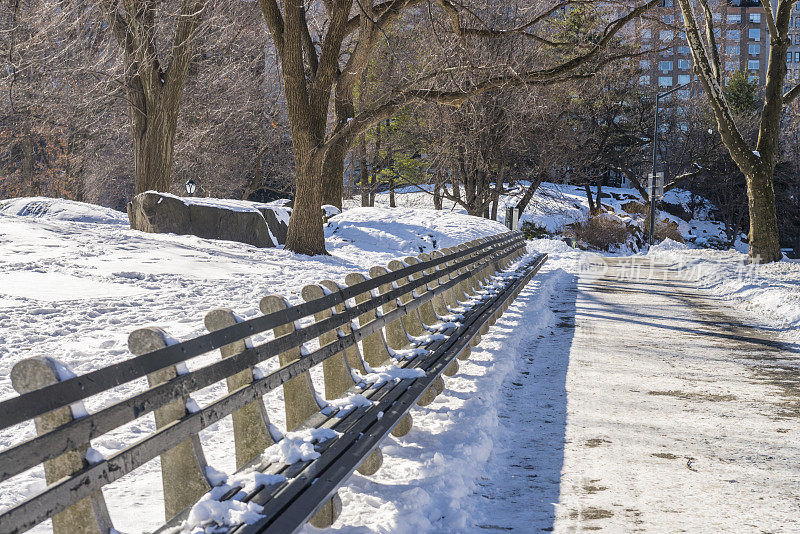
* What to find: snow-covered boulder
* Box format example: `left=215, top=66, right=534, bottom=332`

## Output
left=0, top=197, right=128, bottom=225
left=127, top=192, right=287, bottom=248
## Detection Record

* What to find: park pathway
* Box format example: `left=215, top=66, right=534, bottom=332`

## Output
left=470, top=257, right=800, bottom=533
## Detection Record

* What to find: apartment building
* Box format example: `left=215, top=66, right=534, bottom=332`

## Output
left=638, top=0, right=772, bottom=93
left=787, top=3, right=800, bottom=91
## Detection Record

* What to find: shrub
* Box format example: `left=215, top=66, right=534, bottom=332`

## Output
left=521, top=221, right=551, bottom=240
left=643, top=217, right=685, bottom=243
left=621, top=200, right=648, bottom=216
left=569, top=213, right=632, bottom=251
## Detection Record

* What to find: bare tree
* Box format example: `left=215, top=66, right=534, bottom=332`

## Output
left=676, top=0, right=800, bottom=262
left=98, top=0, right=207, bottom=194
left=257, top=0, right=660, bottom=255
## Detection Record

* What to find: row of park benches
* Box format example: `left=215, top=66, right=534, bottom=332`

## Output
left=0, top=231, right=546, bottom=534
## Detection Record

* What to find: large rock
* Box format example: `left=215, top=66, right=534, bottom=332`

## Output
left=127, top=192, right=290, bottom=248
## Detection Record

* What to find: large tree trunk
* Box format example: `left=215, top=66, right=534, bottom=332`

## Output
left=516, top=175, right=544, bottom=214
left=746, top=168, right=782, bottom=262
left=321, top=140, right=346, bottom=209
left=585, top=184, right=597, bottom=216
left=131, top=106, right=177, bottom=195
left=676, top=0, right=786, bottom=262
left=285, top=156, right=326, bottom=255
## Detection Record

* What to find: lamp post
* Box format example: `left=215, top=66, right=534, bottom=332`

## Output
left=649, top=81, right=691, bottom=246
left=185, top=179, right=197, bottom=197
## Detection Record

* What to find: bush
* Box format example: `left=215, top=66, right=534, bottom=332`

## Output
left=621, top=200, right=648, bottom=216
left=569, top=213, right=632, bottom=251
left=643, top=217, right=685, bottom=243
left=521, top=221, right=551, bottom=240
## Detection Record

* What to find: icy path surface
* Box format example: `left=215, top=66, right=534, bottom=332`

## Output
left=469, top=257, right=799, bottom=533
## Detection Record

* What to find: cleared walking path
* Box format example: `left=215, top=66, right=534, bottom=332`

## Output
left=471, top=257, right=800, bottom=533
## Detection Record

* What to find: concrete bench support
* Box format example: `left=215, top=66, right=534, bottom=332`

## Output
left=10, top=358, right=113, bottom=534
left=128, top=327, right=210, bottom=521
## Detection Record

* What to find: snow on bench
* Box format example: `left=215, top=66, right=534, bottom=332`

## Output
left=0, top=232, right=545, bottom=534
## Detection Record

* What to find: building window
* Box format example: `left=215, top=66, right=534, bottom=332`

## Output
left=639, top=75, right=651, bottom=85
left=727, top=14, right=741, bottom=23
left=796, top=52, right=800, bottom=62
left=678, top=90, right=690, bottom=100
left=659, top=61, right=674, bottom=72
left=749, top=73, right=758, bottom=83
left=726, top=45, right=739, bottom=55
left=788, top=51, right=793, bottom=63
left=678, top=59, right=690, bottom=69
left=660, top=30, right=674, bottom=41
left=679, top=45, right=690, bottom=54
left=713, top=13, right=722, bottom=22
left=663, top=14, right=674, bottom=24
left=727, top=30, right=740, bottom=41
left=749, top=13, right=761, bottom=24
left=726, top=60, right=738, bottom=70
left=748, top=59, right=760, bottom=70
left=749, top=44, right=760, bottom=55
left=749, top=28, right=760, bottom=41
left=640, top=60, right=651, bottom=69
left=642, top=29, right=651, bottom=40
left=658, top=76, right=674, bottom=87
left=678, top=74, right=690, bottom=84
left=661, top=0, right=673, bottom=6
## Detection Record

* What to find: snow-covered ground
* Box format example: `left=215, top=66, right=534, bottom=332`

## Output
left=1, top=188, right=798, bottom=533
left=647, top=241, right=800, bottom=344
left=345, top=182, right=731, bottom=248
left=0, top=197, right=527, bottom=533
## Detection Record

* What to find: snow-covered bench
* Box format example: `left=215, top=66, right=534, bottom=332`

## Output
left=0, top=232, right=546, bottom=534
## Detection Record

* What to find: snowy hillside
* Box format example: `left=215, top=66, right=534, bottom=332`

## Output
left=346, top=182, right=732, bottom=250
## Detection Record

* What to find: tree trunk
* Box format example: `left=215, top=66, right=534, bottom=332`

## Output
left=131, top=109, right=177, bottom=195
left=585, top=184, right=597, bottom=216
left=285, top=157, right=326, bottom=255
left=596, top=182, right=603, bottom=212
left=433, top=173, right=443, bottom=210
left=321, top=141, right=346, bottom=209
left=746, top=168, right=782, bottom=262
left=516, top=175, right=544, bottom=214
left=389, top=177, right=396, bottom=207
left=359, top=135, right=369, bottom=207
left=21, top=121, right=37, bottom=197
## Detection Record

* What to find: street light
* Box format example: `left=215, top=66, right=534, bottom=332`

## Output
left=185, top=179, right=197, bottom=197
left=649, top=81, right=691, bottom=246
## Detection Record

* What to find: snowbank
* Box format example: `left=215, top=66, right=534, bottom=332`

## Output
left=345, top=182, right=730, bottom=248
left=327, top=207, right=509, bottom=263
left=647, top=247, right=800, bottom=342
